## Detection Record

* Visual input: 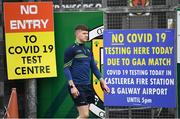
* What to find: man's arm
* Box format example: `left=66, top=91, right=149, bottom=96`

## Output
left=64, top=47, right=73, bottom=82
left=64, top=47, right=79, bottom=98
left=90, top=52, right=110, bottom=93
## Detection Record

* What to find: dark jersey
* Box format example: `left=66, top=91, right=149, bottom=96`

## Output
left=64, top=42, right=101, bottom=85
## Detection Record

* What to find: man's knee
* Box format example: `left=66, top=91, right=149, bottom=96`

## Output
left=79, top=111, right=89, bottom=118
left=77, top=104, right=89, bottom=118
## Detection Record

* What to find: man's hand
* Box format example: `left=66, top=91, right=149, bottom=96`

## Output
left=68, top=80, right=79, bottom=98
left=70, top=86, right=79, bottom=98
left=100, top=78, right=110, bottom=93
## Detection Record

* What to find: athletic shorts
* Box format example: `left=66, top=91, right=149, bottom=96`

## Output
left=68, top=84, right=95, bottom=106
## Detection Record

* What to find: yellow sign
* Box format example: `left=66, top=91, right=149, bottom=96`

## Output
left=6, top=32, right=57, bottom=79
left=4, top=2, right=57, bottom=80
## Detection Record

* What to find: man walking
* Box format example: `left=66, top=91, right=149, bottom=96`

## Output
left=64, top=24, right=109, bottom=119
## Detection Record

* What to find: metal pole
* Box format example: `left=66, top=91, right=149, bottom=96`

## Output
left=167, top=17, right=178, bottom=118
left=23, top=0, right=37, bottom=116
left=25, top=79, right=37, bottom=118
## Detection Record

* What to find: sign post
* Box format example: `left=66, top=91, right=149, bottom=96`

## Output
left=4, top=2, right=56, bottom=117
left=177, top=8, right=180, bottom=117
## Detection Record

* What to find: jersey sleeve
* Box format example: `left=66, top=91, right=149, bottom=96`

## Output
left=64, top=46, right=74, bottom=81
left=90, top=52, right=102, bottom=80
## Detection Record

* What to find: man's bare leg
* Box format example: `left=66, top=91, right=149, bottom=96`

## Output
left=77, top=104, right=89, bottom=119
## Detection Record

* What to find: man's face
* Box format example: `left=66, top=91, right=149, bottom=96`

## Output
left=76, top=30, right=88, bottom=42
